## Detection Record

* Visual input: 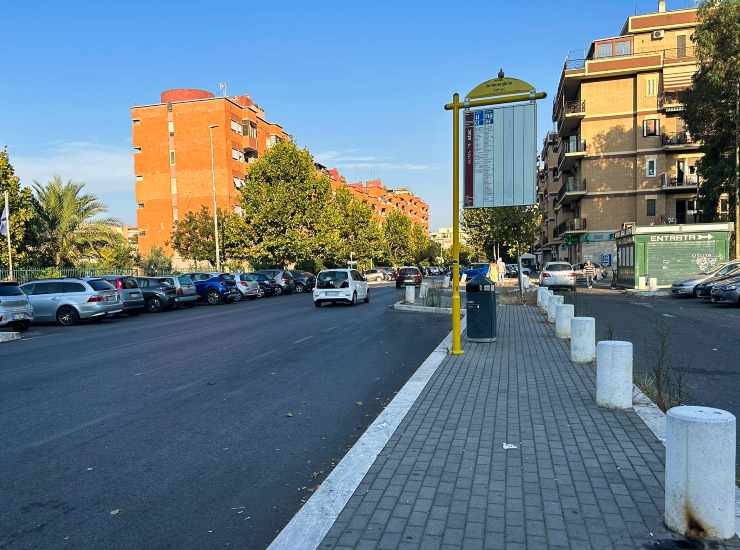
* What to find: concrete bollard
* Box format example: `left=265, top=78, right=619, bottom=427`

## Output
left=541, top=289, right=553, bottom=313
left=419, top=281, right=429, bottom=299
left=665, top=406, right=736, bottom=539
left=547, top=295, right=564, bottom=324
left=595, top=341, right=633, bottom=409
left=537, top=287, right=547, bottom=308
left=555, top=304, right=574, bottom=339
left=570, top=317, right=595, bottom=363
left=648, top=277, right=658, bottom=291
left=638, top=276, right=647, bottom=290
left=404, top=285, right=415, bottom=304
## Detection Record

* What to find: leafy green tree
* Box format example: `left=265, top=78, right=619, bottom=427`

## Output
left=170, top=206, right=246, bottom=267
left=97, top=234, right=138, bottom=271
left=462, top=206, right=543, bottom=259
left=236, top=141, right=333, bottom=267
left=139, top=246, right=173, bottom=275
left=0, top=148, right=38, bottom=268
left=33, top=176, right=118, bottom=267
left=681, top=0, right=740, bottom=222
left=383, top=210, right=415, bottom=265
left=324, top=188, right=384, bottom=267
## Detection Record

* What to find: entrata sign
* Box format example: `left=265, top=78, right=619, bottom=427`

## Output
left=464, top=102, right=537, bottom=208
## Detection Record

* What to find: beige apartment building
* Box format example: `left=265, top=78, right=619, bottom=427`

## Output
left=537, top=1, right=704, bottom=266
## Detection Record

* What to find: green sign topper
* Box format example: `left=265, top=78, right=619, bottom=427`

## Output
left=466, top=76, right=535, bottom=100
left=563, top=234, right=580, bottom=245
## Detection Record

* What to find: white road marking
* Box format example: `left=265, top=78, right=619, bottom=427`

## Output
left=661, top=313, right=676, bottom=318
left=293, top=336, right=313, bottom=345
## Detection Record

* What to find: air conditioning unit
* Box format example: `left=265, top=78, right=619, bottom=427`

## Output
left=652, top=30, right=665, bottom=40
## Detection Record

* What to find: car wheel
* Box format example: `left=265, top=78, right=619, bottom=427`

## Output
left=257, top=287, right=265, bottom=298
left=364, top=290, right=370, bottom=303
left=314, top=300, right=322, bottom=308
left=11, top=320, right=30, bottom=332
left=351, top=292, right=357, bottom=306
left=295, top=283, right=305, bottom=294
left=147, top=296, right=163, bottom=312
left=274, top=286, right=283, bottom=296
left=56, top=306, right=79, bottom=326
left=232, top=293, right=242, bottom=303
left=207, top=290, right=222, bottom=305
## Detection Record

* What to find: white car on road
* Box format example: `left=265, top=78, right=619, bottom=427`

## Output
left=313, top=269, right=369, bottom=307
left=539, top=262, right=577, bottom=290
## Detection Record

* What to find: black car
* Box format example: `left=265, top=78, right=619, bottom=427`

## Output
left=245, top=272, right=281, bottom=297
left=289, top=271, right=316, bottom=293
left=134, top=277, right=178, bottom=312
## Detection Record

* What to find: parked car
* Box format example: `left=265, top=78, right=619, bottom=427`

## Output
left=710, top=274, right=740, bottom=305
left=185, top=272, right=240, bottom=305
left=364, top=269, right=386, bottom=283
left=244, top=272, right=280, bottom=297
left=0, top=281, right=34, bottom=332
left=20, top=277, right=121, bottom=326
left=313, top=268, right=369, bottom=307
left=233, top=273, right=260, bottom=299
left=505, top=264, right=519, bottom=278
left=134, top=277, right=178, bottom=312
left=376, top=267, right=396, bottom=281
left=289, top=271, right=316, bottom=293
left=156, top=275, right=199, bottom=307
left=539, top=262, right=577, bottom=290
left=671, top=261, right=740, bottom=297
left=102, top=275, right=145, bottom=315
left=257, top=269, right=296, bottom=295
left=395, top=266, right=423, bottom=288
left=694, top=267, right=740, bottom=299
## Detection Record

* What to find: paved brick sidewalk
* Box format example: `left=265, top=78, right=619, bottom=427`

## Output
left=318, top=305, right=740, bottom=549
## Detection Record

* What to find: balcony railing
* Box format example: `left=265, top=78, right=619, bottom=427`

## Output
left=558, top=139, right=587, bottom=170
left=555, top=218, right=587, bottom=237
left=661, top=173, right=700, bottom=187
left=661, top=132, right=696, bottom=146
left=563, top=99, right=585, bottom=115
left=557, top=177, right=587, bottom=202
left=659, top=93, right=684, bottom=111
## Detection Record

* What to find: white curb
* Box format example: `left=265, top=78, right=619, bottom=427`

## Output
left=268, top=318, right=467, bottom=550
left=0, top=332, right=21, bottom=343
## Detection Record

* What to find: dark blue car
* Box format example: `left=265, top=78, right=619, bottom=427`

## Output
left=184, top=272, right=240, bottom=305
left=463, top=263, right=489, bottom=279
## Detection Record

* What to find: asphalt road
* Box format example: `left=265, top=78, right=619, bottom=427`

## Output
left=0, top=284, right=451, bottom=550
left=561, top=287, right=740, bottom=473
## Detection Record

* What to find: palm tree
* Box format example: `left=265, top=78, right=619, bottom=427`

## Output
left=33, top=177, right=119, bottom=267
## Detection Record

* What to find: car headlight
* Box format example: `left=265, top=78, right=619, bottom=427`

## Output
left=725, top=285, right=737, bottom=290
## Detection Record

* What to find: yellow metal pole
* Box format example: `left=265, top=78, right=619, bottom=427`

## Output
left=451, top=92, right=463, bottom=355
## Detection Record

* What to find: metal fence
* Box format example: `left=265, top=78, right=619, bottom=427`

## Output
left=0, top=267, right=142, bottom=284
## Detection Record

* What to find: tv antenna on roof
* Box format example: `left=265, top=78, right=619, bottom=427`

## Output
left=218, top=82, right=228, bottom=97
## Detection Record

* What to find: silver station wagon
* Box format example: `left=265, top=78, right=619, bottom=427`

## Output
left=20, top=278, right=122, bottom=326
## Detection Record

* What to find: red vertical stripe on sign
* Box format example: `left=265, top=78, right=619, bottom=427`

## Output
left=464, top=111, right=474, bottom=208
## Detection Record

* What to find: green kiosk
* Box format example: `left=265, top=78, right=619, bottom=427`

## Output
left=615, top=223, right=734, bottom=288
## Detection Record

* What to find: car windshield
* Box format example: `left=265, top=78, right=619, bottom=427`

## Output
left=713, top=263, right=739, bottom=276
left=221, top=274, right=235, bottom=282
left=178, top=275, right=193, bottom=285
left=470, top=263, right=487, bottom=269
left=0, top=284, right=23, bottom=296
left=546, top=264, right=572, bottom=272
left=260, top=270, right=279, bottom=277
left=317, top=271, right=348, bottom=289
left=88, top=279, right=114, bottom=291
left=399, top=268, right=418, bottom=276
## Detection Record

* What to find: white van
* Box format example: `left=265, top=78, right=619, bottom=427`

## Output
left=313, top=269, right=369, bottom=307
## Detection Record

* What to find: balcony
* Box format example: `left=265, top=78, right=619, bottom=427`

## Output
left=661, top=131, right=700, bottom=150
left=555, top=218, right=587, bottom=237
left=659, top=93, right=684, bottom=113
left=660, top=172, right=701, bottom=190
left=558, top=139, right=587, bottom=172
left=556, top=177, right=587, bottom=206
left=556, top=99, right=586, bottom=136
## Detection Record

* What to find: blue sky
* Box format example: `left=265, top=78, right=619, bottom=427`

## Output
left=1, top=0, right=696, bottom=230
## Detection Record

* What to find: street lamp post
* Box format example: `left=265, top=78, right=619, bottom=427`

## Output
left=208, top=124, right=221, bottom=272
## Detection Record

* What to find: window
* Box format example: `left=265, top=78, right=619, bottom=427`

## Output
left=232, top=149, right=244, bottom=162
left=615, top=40, right=631, bottom=56
left=168, top=121, right=175, bottom=135
left=646, top=198, right=656, bottom=217
left=133, top=147, right=141, bottom=154
left=172, top=206, right=178, bottom=221
left=646, top=156, right=657, bottom=177
left=720, top=197, right=729, bottom=215
left=86, top=279, right=113, bottom=291
left=136, top=202, right=144, bottom=208
left=597, top=43, right=613, bottom=58
left=233, top=176, right=244, bottom=189
left=230, top=120, right=243, bottom=134
left=136, top=175, right=143, bottom=182
left=646, top=78, right=657, bottom=97
left=167, top=103, right=173, bottom=112
left=170, top=178, right=177, bottom=194
left=643, top=119, right=660, bottom=137
left=132, top=119, right=141, bottom=126
left=169, top=150, right=176, bottom=165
